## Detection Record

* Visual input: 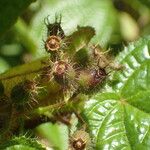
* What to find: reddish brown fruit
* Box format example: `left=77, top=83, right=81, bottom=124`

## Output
left=72, top=138, right=86, bottom=150
left=53, top=61, right=68, bottom=77
left=45, top=35, right=61, bottom=52
left=89, top=68, right=107, bottom=87
left=77, top=68, right=107, bottom=89
left=70, top=130, right=91, bottom=150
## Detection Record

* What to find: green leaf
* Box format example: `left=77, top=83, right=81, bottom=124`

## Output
left=0, top=136, right=45, bottom=150
left=66, top=26, right=95, bottom=55
left=0, top=57, right=10, bottom=73
left=0, top=0, right=36, bottom=37
left=36, top=122, right=69, bottom=150
left=6, top=145, right=36, bottom=150
left=83, top=37, right=150, bottom=149
left=30, top=0, right=117, bottom=58
left=0, top=57, right=45, bottom=95
left=13, top=19, right=37, bottom=54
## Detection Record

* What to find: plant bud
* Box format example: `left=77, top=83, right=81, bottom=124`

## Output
left=70, top=130, right=91, bottom=150
left=53, top=61, right=69, bottom=85
left=54, top=61, right=68, bottom=76
left=45, top=35, right=61, bottom=52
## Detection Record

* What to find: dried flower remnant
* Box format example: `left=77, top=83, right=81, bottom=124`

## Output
left=70, top=130, right=91, bottom=150
left=45, top=35, right=62, bottom=52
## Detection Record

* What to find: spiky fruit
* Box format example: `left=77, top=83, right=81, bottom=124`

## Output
left=53, top=61, right=68, bottom=77
left=77, top=68, right=107, bottom=91
left=70, top=130, right=91, bottom=150
left=45, top=35, right=61, bottom=52
left=89, top=68, right=107, bottom=88
left=53, top=60, right=69, bottom=85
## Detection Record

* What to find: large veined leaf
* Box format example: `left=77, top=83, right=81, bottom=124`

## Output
left=30, top=0, right=117, bottom=57
left=0, top=136, right=45, bottom=150
left=0, top=0, right=36, bottom=37
left=36, top=123, right=69, bottom=150
left=83, top=37, right=150, bottom=149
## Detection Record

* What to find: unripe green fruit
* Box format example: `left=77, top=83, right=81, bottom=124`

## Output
left=77, top=70, right=92, bottom=87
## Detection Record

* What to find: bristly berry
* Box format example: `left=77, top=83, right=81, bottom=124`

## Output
left=53, top=61, right=68, bottom=77
left=45, top=35, right=61, bottom=52
left=72, top=138, right=86, bottom=150
left=0, top=80, right=4, bottom=96
left=11, top=80, right=40, bottom=105
left=70, top=130, right=91, bottom=150
left=53, top=60, right=69, bottom=85
left=76, top=68, right=107, bottom=91
left=89, top=68, right=107, bottom=88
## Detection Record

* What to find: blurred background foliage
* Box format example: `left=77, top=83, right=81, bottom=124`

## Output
left=0, top=0, right=150, bottom=73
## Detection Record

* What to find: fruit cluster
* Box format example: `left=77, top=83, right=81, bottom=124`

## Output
left=0, top=15, right=121, bottom=149
left=41, top=15, right=110, bottom=102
